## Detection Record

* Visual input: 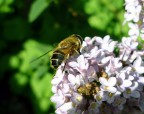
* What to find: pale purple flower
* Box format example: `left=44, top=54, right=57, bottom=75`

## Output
left=51, top=89, right=66, bottom=108
left=123, top=89, right=140, bottom=98
left=105, top=91, right=121, bottom=104
left=68, top=74, right=82, bottom=90
left=120, top=37, right=138, bottom=50
left=87, top=102, right=100, bottom=114
left=87, top=66, right=98, bottom=82
left=124, top=2, right=141, bottom=22
left=113, top=97, right=126, bottom=110
left=118, top=37, right=138, bottom=63
left=131, top=56, right=144, bottom=74
left=95, top=35, right=117, bottom=53
left=116, top=72, right=133, bottom=92
left=128, top=23, right=139, bottom=37
left=137, top=76, right=144, bottom=85
left=51, top=68, right=64, bottom=86
left=68, top=55, right=89, bottom=74
left=123, top=82, right=140, bottom=98
left=104, top=57, right=122, bottom=75
left=55, top=102, right=75, bottom=114
left=124, top=0, right=144, bottom=41
left=99, top=77, right=117, bottom=93
left=71, top=92, right=83, bottom=105
left=94, top=91, right=106, bottom=104
left=124, top=0, right=142, bottom=23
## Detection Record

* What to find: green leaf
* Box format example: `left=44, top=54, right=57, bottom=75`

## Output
left=10, top=55, right=20, bottom=69
left=39, top=98, right=51, bottom=111
left=0, top=0, right=14, bottom=13
left=30, top=73, right=53, bottom=99
left=28, top=0, right=51, bottom=22
left=84, top=0, right=100, bottom=14
left=88, top=13, right=112, bottom=30
left=30, top=73, right=53, bottom=113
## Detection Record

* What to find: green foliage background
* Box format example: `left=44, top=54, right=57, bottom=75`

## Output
left=0, top=0, right=128, bottom=114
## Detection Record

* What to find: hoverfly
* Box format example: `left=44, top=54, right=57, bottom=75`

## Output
left=31, top=34, right=83, bottom=71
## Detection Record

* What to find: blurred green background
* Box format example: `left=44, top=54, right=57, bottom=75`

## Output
left=0, top=0, right=128, bottom=114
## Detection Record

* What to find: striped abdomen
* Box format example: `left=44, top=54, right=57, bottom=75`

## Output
left=51, top=50, right=65, bottom=69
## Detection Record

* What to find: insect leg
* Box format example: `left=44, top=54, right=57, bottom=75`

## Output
left=74, top=48, right=81, bottom=55
left=62, top=54, right=70, bottom=72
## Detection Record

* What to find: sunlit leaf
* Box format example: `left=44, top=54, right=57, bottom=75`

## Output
left=0, top=0, right=14, bottom=13
left=31, top=73, right=53, bottom=98
left=39, top=98, right=51, bottom=111
left=28, top=0, right=52, bottom=22
left=10, top=56, right=20, bottom=69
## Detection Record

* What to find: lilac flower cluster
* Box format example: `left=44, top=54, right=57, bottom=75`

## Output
left=50, top=0, right=144, bottom=113
left=124, top=0, right=144, bottom=40
left=51, top=35, right=144, bottom=114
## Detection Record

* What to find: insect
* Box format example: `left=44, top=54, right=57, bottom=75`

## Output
left=31, top=34, right=83, bottom=71
left=51, top=34, right=83, bottom=71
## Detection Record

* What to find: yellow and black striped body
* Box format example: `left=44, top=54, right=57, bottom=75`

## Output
left=50, top=34, right=83, bottom=69
left=51, top=50, right=65, bottom=69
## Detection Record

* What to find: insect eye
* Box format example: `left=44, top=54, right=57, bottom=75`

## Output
left=74, top=34, right=83, bottom=45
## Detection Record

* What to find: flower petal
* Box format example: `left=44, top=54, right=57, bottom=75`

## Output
left=68, top=61, right=78, bottom=67
left=138, top=77, right=144, bottom=84
left=128, top=75, right=134, bottom=80
left=103, top=35, right=110, bottom=42
left=119, top=73, right=126, bottom=80
left=51, top=77, right=62, bottom=85
left=122, top=80, right=132, bottom=87
left=135, top=66, right=144, bottom=74
left=130, top=82, right=139, bottom=91
left=95, top=37, right=103, bottom=44
left=101, top=56, right=111, bottom=64
left=131, top=91, right=140, bottom=98
left=77, top=55, right=87, bottom=70
left=133, top=56, right=142, bottom=67
left=99, top=77, right=108, bottom=86
left=56, top=102, right=74, bottom=113
left=68, top=74, right=76, bottom=85
left=108, top=77, right=117, bottom=86
left=108, top=87, right=117, bottom=93
left=123, top=91, right=131, bottom=98
left=108, top=41, right=117, bottom=52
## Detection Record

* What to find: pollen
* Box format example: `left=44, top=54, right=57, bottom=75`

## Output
left=76, top=96, right=83, bottom=102
left=126, top=89, right=131, bottom=94
left=77, top=82, right=99, bottom=98
left=108, top=93, right=114, bottom=97
left=90, top=102, right=97, bottom=109
left=96, top=95, right=102, bottom=101
left=104, top=86, right=109, bottom=91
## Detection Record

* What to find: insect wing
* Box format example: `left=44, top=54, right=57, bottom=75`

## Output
left=30, top=49, right=53, bottom=63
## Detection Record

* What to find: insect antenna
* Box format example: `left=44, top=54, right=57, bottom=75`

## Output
left=30, top=50, right=52, bottom=63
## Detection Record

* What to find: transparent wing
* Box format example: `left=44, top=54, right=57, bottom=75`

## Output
left=30, top=50, right=53, bottom=63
